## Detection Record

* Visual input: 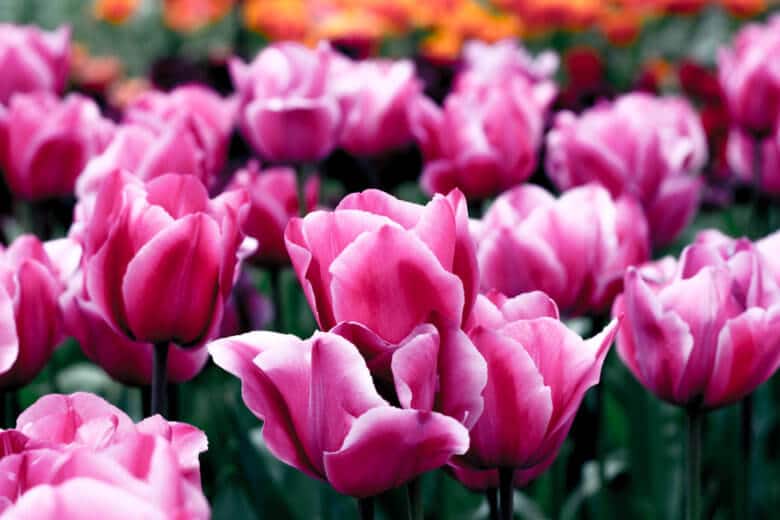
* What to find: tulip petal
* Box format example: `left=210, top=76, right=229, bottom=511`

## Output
left=0, top=286, right=18, bottom=375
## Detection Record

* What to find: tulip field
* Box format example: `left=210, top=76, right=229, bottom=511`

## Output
left=4, top=0, right=780, bottom=518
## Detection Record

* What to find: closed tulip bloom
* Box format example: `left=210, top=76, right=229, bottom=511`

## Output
left=727, top=126, right=780, bottom=194
left=285, top=188, right=478, bottom=346
left=229, top=161, right=318, bottom=266
left=718, top=15, right=780, bottom=136
left=80, top=169, right=248, bottom=346
left=546, top=93, right=706, bottom=246
left=476, top=184, right=650, bottom=316
left=0, top=235, right=63, bottom=389
left=209, top=331, right=470, bottom=498
left=0, top=392, right=209, bottom=518
left=330, top=57, right=423, bottom=156
left=0, top=92, right=115, bottom=200
left=0, top=24, right=69, bottom=104
left=456, top=292, right=618, bottom=473
left=231, top=42, right=342, bottom=163
left=613, top=236, right=780, bottom=408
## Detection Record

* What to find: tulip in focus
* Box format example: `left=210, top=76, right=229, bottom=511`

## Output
left=0, top=93, right=115, bottom=200
left=231, top=42, right=342, bottom=163
left=0, top=392, right=209, bottom=518
left=476, top=184, right=650, bottom=316
left=546, top=92, right=706, bottom=246
left=0, top=24, right=69, bottom=104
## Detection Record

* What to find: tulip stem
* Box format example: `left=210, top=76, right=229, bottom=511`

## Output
left=406, top=477, right=423, bottom=520
left=0, top=390, right=18, bottom=429
left=686, top=408, right=703, bottom=520
left=486, top=488, right=499, bottom=520
left=499, top=467, right=513, bottom=520
left=738, top=395, right=753, bottom=519
left=357, top=497, right=374, bottom=520
left=151, top=342, right=169, bottom=416
left=269, top=266, right=283, bottom=332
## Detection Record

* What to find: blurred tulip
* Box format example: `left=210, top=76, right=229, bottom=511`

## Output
left=546, top=93, right=706, bottom=246
left=476, top=184, right=650, bottom=316
left=79, top=170, right=248, bottom=347
left=727, top=126, right=780, bottom=194
left=229, top=161, right=318, bottom=266
left=285, top=188, right=478, bottom=346
left=230, top=42, right=342, bottom=163
left=92, top=0, right=141, bottom=24
left=0, top=24, right=69, bottom=104
left=0, top=93, right=114, bottom=200
left=0, top=392, right=209, bottom=518
left=0, top=235, right=63, bottom=389
left=209, top=330, right=470, bottom=498
left=163, top=0, right=234, bottom=32
left=613, top=234, right=780, bottom=408
left=718, top=15, right=780, bottom=136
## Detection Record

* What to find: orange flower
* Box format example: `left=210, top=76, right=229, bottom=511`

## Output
left=720, top=0, right=766, bottom=16
left=70, top=43, right=123, bottom=93
left=93, top=0, right=140, bottom=24
left=243, top=0, right=309, bottom=41
left=515, top=0, right=602, bottom=31
left=163, top=0, right=234, bottom=33
left=598, top=6, right=644, bottom=46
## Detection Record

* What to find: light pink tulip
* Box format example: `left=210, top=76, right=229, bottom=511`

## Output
left=79, top=169, right=248, bottom=346
left=0, top=92, right=114, bottom=200
left=285, top=188, right=478, bottom=346
left=0, top=24, right=69, bottom=104
left=0, top=392, right=209, bottom=519
left=476, top=184, right=650, bottom=316
left=0, top=235, right=63, bottom=389
left=229, top=161, right=319, bottom=266
left=546, top=93, right=706, bottom=246
left=613, top=234, right=780, bottom=408
left=209, top=330, right=471, bottom=498
left=718, top=15, right=780, bottom=136
left=230, top=42, right=342, bottom=163
left=454, top=292, right=618, bottom=475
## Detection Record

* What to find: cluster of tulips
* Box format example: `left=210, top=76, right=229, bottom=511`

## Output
left=1, top=10, right=780, bottom=519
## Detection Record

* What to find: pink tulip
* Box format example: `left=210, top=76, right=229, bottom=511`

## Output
left=330, top=57, right=423, bottom=156
left=613, top=234, right=780, bottom=408
left=727, top=126, right=780, bottom=194
left=209, top=330, right=470, bottom=498
left=0, top=392, right=209, bottom=518
left=229, top=161, right=319, bottom=266
left=718, top=15, right=780, bottom=136
left=0, top=24, right=69, bottom=104
left=409, top=68, right=553, bottom=199
left=79, top=169, right=248, bottom=346
left=285, top=188, right=478, bottom=346
left=0, top=92, right=114, bottom=200
left=476, top=184, right=650, bottom=316
left=0, top=235, right=63, bottom=389
left=454, top=292, right=618, bottom=475
left=546, top=93, right=706, bottom=246
left=230, top=42, right=342, bottom=163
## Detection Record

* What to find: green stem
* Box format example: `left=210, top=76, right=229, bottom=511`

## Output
left=499, top=468, right=514, bottom=520
left=738, top=396, right=753, bottom=519
left=269, top=266, right=283, bottom=332
left=406, top=478, right=422, bottom=520
left=357, top=497, right=374, bottom=520
left=151, top=342, right=169, bottom=416
left=0, top=390, right=18, bottom=429
left=487, top=488, right=499, bottom=520
left=686, top=408, right=703, bottom=520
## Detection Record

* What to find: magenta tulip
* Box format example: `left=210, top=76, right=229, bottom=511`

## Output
left=209, top=330, right=470, bottom=498
left=0, top=92, right=114, bottom=200
left=727, top=126, right=780, bottom=194
left=0, top=235, right=63, bottom=389
left=285, top=188, right=478, bottom=346
left=718, top=15, right=780, bottom=136
left=0, top=24, right=69, bottom=104
left=476, top=184, right=650, bottom=316
left=0, top=392, right=209, bottom=518
left=79, top=169, right=248, bottom=346
left=613, top=234, right=780, bottom=408
left=229, top=161, right=319, bottom=266
left=231, top=42, right=342, bottom=163
left=546, top=93, right=706, bottom=246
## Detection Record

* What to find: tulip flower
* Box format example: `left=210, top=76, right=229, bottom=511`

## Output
left=718, top=15, right=780, bottom=137
left=0, top=24, right=69, bottom=104
left=229, top=161, right=318, bottom=266
left=79, top=170, right=248, bottom=414
left=453, top=291, right=618, bottom=517
left=546, top=92, right=706, bottom=246
left=727, top=126, right=780, bottom=194
left=285, top=188, right=478, bottom=350
left=209, top=330, right=470, bottom=499
left=230, top=42, right=342, bottom=163
left=476, top=184, right=650, bottom=317
left=0, top=235, right=63, bottom=390
left=0, top=392, right=209, bottom=519
left=0, top=93, right=115, bottom=200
